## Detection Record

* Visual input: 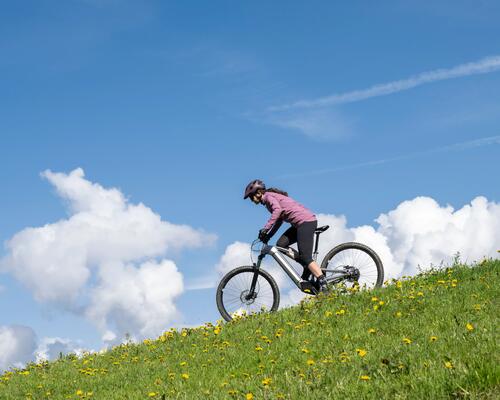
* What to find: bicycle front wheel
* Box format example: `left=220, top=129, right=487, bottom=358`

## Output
left=216, top=266, right=280, bottom=322
left=320, top=242, right=384, bottom=289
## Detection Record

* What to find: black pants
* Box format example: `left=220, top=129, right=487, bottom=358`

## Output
left=276, top=220, right=318, bottom=277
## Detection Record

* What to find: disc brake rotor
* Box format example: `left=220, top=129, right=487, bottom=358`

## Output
left=240, top=290, right=256, bottom=305
left=344, top=266, right=360, bottom=282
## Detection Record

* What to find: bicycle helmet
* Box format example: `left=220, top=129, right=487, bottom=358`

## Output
left=243, top=179, right=266, bottom=199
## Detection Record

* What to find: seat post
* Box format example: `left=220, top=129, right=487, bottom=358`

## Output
left=313, top=232, right=321, bottom=258
left=312, top=225, right=329, bottom=261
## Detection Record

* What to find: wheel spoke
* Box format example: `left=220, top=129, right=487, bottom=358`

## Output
left=322, top=245, right=382, bottom=290
left=217, top=268, right=278, bottom=321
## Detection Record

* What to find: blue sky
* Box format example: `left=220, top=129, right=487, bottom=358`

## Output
left=1, top=0, right=499, bottom=367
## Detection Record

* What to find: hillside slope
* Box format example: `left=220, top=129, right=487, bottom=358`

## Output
left=1, top=259, right=498, bottom=399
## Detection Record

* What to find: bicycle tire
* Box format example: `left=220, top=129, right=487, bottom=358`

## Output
left=320, top=242, right=384, bottom=289
left=216, top=266, right=280, bottom=322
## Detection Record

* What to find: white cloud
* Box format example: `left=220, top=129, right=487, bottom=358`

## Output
left=0, top=168, right=217, bottom=342
left=376, top=196, right=500, bottom=275
left=215, top=241, right=253, bottom=276
left=0, top=325, right=37, bottom=372
left=213, top=196, right=500, bottom=310
left=85, top=259, right=184, bottom=344
left=269, top=55, right=500, bottom=112
left=0, top=325, right=90, bottom=372
left=267, top=109, right=355, bottom=141
left=35, top=337, right=87, bottom=363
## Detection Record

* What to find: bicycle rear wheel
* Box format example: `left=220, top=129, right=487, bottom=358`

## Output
left=320, top=242, right=384, bottom=289
left=216, top=266, right=280, bottom=322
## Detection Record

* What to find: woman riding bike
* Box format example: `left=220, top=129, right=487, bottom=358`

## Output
left=244, top=179, right=328, bottom=292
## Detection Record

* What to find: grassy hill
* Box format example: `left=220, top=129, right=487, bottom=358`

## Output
left=1, top=258, right=498, bottom=399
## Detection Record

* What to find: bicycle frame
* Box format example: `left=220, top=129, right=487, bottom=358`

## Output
left=247, top=236, right=354, bottom=298
left=262, top=245, right=302, bottom=286
left=248, top=245, right=337, bottom=296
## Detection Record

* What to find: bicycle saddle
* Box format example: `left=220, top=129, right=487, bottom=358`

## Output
left=315, top=225, right=329, bottom=233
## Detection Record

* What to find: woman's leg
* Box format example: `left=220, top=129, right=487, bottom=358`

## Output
left=296, top=221, right=323, bottom=278
left=276, top=226, right=296, bottom=248
left=277, top=227, right=312, bottom=280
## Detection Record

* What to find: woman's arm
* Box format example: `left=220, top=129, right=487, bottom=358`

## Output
left=266, top=218, right=283, bottom=239
left=263, top=195, right=283, bottom=231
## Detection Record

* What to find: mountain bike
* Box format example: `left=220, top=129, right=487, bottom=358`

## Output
left=216, top=225, right=384, bottom=321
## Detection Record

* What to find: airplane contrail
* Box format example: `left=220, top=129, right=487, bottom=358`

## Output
left=274, top=135, right=500, bottom=179
left=269, top=55, right=500, bottom=112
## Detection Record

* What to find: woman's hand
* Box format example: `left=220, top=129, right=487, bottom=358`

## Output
left=258, top=228, right=269, bottom=243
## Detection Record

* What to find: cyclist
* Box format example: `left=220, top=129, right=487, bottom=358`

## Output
left=243, top=179, right=328, bottom=292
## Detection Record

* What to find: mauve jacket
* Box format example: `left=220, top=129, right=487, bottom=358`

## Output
left=261, top=192, right=316, bottom=231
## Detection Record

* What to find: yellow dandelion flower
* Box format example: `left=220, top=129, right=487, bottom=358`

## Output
left=371, top=296, right=378, bottom=302
left=402, top=337, right=412, bottom=344
left=301, top=348, right=310, bottom=353
left=325, top=311, right=333, bottom=317
left=356, top=349, right=367, bottom=357
left=336, top=309, right=345, bottom=315
left=76, top=390, right=84, bottom=396
left=147, top=393, right=157, bottom=398
left=430, top=336, right=438, bottom=342
left=395, top=311, right=402, bottom=318
left=444, top=361, right=453, bottom=369
left=466, top=323, right=474, bottom=332
left=360, top=375, right=370, bottom=381
left=255, top=346, right=263, bottom=351
left=214, top=327, right=221, bottom=335
left=246, top=394, right=254, bottom=400
left=368, top=328, right=376, bottom=334
left=262, top=377, right=272, bottom=386
left=306, top=359, right=315, bottom=366
left=181, top=373, right=189, bottom=380
left=378, top=300, right=385, bottom=306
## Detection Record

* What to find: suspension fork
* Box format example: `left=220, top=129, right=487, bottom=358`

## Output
left=246, top=255, right=264, bottom=300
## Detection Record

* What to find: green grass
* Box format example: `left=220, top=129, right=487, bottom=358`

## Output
left=1, top=258, right=499, bottom=400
